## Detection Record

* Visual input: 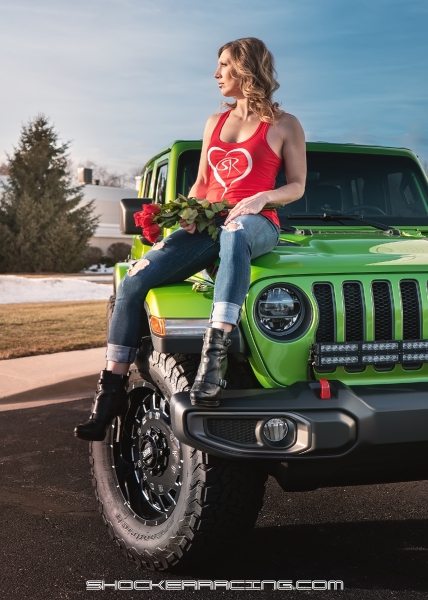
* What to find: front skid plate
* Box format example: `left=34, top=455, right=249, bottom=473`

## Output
left=170, top=381, right=428, bottom=460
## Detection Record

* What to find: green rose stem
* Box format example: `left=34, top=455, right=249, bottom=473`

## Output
left=154, top=194, right=279, bottom=242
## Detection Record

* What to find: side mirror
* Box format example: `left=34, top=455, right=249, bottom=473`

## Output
left=120, top=198, right=153, bottom=235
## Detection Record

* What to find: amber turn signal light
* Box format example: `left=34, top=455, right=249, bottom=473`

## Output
left=149, top=316, right=166, bottom=336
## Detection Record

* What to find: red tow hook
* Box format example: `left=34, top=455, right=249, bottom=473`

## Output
left=318, top=378, right=331, bottom=399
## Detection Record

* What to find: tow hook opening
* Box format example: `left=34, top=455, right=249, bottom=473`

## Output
left=309, top=379, right=335, bottom=399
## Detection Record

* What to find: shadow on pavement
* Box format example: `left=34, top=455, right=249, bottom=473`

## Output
left=1, top=399, right=428, bottom=598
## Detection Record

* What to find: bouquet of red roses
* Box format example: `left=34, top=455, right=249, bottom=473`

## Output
left=134, top=204, right=163, bottom=243
left=134, top=194, right=232, bottom=243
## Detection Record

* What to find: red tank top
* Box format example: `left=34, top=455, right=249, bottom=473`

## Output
left=206, top=110, right=282, bottom=226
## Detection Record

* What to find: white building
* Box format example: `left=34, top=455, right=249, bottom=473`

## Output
left=81, top=183, right=138, bottom=253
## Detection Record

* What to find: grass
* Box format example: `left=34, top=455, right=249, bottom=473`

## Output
left=0, top=301, right=108, bottom=360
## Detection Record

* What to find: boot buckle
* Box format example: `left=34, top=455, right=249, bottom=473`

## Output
left=219, top=379, right=227, bottom=389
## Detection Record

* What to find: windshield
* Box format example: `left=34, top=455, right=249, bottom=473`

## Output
left=177, top=150, right=201, bottom=196
left=276, top=152, right=428, bottom=228
left=177, top=149, right=428, bottom=228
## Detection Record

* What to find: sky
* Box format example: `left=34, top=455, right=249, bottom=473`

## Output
left=0, top=0, right=427, bottom=177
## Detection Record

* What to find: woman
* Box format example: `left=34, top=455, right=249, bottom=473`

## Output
left=75, top=37, right=306, bottom=441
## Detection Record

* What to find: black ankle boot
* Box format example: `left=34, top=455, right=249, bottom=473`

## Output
left=74, top=370, right=129, bottom=441
left=190, top=326, right=231, bottom=407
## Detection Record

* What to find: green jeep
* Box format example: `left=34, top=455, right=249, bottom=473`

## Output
left=90, top=140, right=428, bottom=571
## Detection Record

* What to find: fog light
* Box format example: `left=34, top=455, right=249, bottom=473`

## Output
left=263, top=418, right=289, bottom=442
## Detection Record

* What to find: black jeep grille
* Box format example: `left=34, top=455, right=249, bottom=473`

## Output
left=400, top=281, right=421, bottom=340
left=372, top=281, right=393, bottom=340
left=206, top=419, right=258, bottom=444
left=343, top=282, right=364, bottom=342
left=313, top=278, right=424, bottom=372
left=313, top=283, right=335, bottom=342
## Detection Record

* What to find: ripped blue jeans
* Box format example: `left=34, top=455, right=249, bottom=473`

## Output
left=106, top=214, right=280, bottom=363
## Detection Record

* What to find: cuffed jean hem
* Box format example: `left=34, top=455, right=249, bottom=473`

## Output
left=210, top=301, right=242, bottom=326
left=106, top=343, right=138, bottom=364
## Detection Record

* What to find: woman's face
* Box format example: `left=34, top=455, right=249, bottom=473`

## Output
left=214, top=49, right=242, bottom=98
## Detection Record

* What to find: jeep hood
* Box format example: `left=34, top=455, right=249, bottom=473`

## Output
left=250, top=233, right=428, bottom=279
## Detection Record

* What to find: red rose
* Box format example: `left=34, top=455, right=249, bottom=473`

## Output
left=134, top=203, right=163, bottom=233
left=141, top=214, right=155, bottom=228
left=143, top=203, right=161, bottom=215
left=133, top=211, right=145, bottom=227
left=143, top=223, right=161, bottom=243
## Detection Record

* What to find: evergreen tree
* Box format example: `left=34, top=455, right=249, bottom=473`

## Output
left=0, top=115, right=98, bottom=273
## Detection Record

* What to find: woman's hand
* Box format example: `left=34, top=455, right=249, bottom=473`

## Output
left=224, top=192, right=271, bottom=225
left=179, top=219, right=196, bottom=234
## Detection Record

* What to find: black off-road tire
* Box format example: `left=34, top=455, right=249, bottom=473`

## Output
left=90, top=349, right=267, bottom=571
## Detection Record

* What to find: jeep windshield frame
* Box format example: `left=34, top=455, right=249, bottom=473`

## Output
left=153, top=144, right=428, bottom=230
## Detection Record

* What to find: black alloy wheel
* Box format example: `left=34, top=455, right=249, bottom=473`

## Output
left=114, top=385, right=182, bottom=525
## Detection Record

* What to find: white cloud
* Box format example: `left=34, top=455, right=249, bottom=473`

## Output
left=0, top=0, right=427, bottom=169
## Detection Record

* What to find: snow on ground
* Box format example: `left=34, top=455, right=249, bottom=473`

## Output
left=0, top=275, right=113, bottom=304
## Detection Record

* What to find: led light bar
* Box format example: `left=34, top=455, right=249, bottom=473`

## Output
left=311, top=340, right=428, bottom=368
left=320, top=355, right=359, bottom=366
left=362, top=342, right=399, bottom=351
left=403, top=341, right=428, bottom=350
left=403, top=353, right=428, bottom=362
left=320, top=343, right=358, bottom=353
left=362, top=354, right=399, bottom=363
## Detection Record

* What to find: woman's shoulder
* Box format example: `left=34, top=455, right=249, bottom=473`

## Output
left=273, top=109, right=300, bottom=126
left=203, top=111, right=227, bottom=139
left=273, top=110, right=304, bottom=137
left=206, top=111, right=227, bottom=127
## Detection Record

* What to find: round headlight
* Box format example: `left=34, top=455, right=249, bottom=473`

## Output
left=257, top=286, right=303, bottom=334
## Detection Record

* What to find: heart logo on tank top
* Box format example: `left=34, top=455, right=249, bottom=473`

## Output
left=207, top=147, right=253, bottom=198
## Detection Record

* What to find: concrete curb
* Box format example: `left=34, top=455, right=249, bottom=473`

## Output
left=0, top=374, right=96, bottom=412
left=0, top=347, right=105, bottom=411
left=0, top=394, right=92, bottom=412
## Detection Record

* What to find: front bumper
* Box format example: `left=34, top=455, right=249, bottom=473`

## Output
left=171, top=381, right=428, bottom=462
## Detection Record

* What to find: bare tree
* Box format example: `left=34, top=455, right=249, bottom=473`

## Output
left=126, top=166, right=143, bottom=188
left=77, top=160, right=141, bottom=188
left=0, top=163, right=9, bottom=175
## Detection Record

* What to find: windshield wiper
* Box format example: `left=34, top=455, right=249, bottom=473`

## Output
left=287, top=213, right=401, bottom=236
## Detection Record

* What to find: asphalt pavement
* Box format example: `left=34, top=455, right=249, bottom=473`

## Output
left=1, top=398, right=428, bottom=599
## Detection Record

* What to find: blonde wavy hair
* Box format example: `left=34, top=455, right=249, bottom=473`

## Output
left=218, top=37, right=280, bottom=123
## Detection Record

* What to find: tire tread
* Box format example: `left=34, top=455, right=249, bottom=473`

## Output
left=90, top=350, right=266, bottom=571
